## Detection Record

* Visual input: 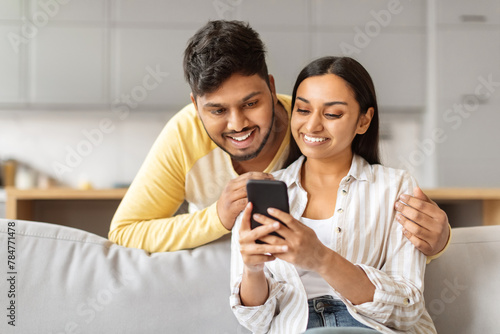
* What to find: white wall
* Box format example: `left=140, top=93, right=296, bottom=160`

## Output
left=0, top=0, right=499, bottom=188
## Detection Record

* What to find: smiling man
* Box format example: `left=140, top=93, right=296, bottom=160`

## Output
left=108, top=20, right=450, bottom=256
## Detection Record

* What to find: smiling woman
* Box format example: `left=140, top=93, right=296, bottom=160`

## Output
left=230, top=56, right=437, bottom=334
left=286, top=56, right=380, bottom=168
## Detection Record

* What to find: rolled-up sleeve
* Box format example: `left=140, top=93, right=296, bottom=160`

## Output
left=342, top=173, right=428, bottom=331
left=351, top=262, right=426, bottom=330
left=230, top=272, right=284, bottom=333
left=229, top=215, right=283, bottom=333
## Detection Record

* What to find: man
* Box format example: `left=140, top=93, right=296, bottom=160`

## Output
left=108, top=20, right=450, bottom=256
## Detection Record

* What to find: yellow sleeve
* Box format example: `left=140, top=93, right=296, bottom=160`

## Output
left=425, top=224, right=452, bottom=264
left=108, top=105, right=229, bottom=252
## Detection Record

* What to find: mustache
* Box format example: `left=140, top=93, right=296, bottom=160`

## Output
left=223, top=127, right=257, bottom=136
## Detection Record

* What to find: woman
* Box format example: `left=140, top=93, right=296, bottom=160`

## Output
left=230, top=56, right=436, bottom=334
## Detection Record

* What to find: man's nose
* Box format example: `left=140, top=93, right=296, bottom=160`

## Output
left=227, top=110, right=249, bottom=132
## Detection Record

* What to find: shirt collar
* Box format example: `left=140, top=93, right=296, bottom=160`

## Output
left=347, top=154, right=373, bottom=182
left=276, top=154, right=374, bottom=188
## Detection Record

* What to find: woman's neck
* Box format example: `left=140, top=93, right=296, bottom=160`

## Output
left=301, top=151, right=353, bottom=189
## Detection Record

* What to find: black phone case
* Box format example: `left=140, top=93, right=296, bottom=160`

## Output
left=246, top=179, right=289, bottom=240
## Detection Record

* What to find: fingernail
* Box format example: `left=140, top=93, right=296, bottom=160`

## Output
left=400, top=194, right=409, bottom=202
left=281, top=245, right=288, bottom=252
left=273, top=222, right=280, bottom=228
left=403, top=229, right=410, bottom=237
left=268, top=208, right=276, bottom=214
left=395, top=202, right=402, bottom=210
left=253, top=213, right=260, bottom=220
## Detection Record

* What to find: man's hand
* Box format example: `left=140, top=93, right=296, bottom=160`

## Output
left=395, top=187, right=450, bottom=256
left=216, top=172, right=274, bottom=230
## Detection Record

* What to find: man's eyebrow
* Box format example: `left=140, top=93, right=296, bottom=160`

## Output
left=202, top=91, right=262, bottom=109
left=241, top=91, right=261, bottom=102
left=296, top=96, right=348, bottom=106
left=203, top=102, right=225, bottom=108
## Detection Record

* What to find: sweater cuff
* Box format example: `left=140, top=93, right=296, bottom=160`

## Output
left=426, top=224, right=452, bottom=264
left=208, top=201, right=231, bottom=234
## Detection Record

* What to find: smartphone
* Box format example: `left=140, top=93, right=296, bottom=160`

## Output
left=246, top=179, right=289, bottom=240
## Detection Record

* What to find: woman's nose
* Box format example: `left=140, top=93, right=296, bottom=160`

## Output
left=305, top=112, right=323, bottom=132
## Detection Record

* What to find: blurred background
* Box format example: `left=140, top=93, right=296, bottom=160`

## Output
left=0, top=0, right=499, bottom=233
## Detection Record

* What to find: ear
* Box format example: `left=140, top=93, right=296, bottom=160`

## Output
left=356, top=107, right=374, bottom=135
left=190, top=92, right=199, bottom=113
left=190, top=92, right=197, bottom=108
left=268, top=74, right=278, bottom=100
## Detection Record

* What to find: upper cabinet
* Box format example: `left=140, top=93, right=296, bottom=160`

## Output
left=313, top=0, right=426, bottom=110
left=0, top=0, right=496, bottom=119
left=0, top=1, right=23, bottom=104
left=435, top=0, right=500, bottom=187
left=30, top=26, right=107, bottom=105
left=436, top=0, right=500, bottom=24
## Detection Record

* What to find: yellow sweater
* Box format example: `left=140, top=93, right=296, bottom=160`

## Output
left=109, top=94, right=292, bottom=252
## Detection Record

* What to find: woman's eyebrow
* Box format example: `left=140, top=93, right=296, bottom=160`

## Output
left=297, top=96, right=348, bottom=106
left=324, top=101, right=348, bottom=106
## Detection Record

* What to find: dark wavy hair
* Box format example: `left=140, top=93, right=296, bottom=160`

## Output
left=183, top=20, right=270, bottom=98
left=285, top=56, right=380, bottom=166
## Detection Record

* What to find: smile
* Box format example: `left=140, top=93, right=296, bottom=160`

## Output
left=304, top=134, right=328, bottom=143
left=228, top=130, right=254, bottom=142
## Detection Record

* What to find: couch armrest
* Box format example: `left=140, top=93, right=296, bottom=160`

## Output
left=424, top=225, right=500, bottom=334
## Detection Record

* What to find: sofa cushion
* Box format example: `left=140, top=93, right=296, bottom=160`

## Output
left=0, top=219, right=249, bottom=333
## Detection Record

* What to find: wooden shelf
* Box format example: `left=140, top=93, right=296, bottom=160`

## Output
left=5, top=187, right=127, bottom=201
left=424, top=188, right=500, bottom=200
left=423, top=188, right=500, bottom=226
left=4, top=187, right=128, bottom=238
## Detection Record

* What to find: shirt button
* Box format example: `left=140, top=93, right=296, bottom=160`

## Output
left=375, top=326, right=381, bottom=331
left=342, top=189, right=348, bottom=195
left=337, top=208, right=344, bottom=213
left=352, top=308, right=358, bottom=313
left=403, top=298, right=410, bottom=305
left=346, top=177, right=351, bottom=182
left=336, top=227, right=342, bottom=233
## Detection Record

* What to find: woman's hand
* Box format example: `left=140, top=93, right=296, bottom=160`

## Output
left=254, top=208, right=330, bottom=273
left=238, top=203, right=288, bottom=272
left=238, top=203, right=288, bottom=307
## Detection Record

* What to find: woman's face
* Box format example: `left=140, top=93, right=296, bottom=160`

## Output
left=291, top=73, right=373, bottom=162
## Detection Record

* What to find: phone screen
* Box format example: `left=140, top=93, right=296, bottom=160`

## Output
left=246, top=179, right=289, bottom=240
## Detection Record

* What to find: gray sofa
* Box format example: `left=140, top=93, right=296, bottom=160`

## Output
left=1, top=219, right=499, bottom=334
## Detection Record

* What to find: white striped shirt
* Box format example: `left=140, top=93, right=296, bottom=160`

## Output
left=230, top=155, right=437, bottom=334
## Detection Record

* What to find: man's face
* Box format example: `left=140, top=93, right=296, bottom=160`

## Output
left=192, top=73, right=277, bottom=162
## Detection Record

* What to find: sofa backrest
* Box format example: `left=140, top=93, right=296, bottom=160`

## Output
left=0, top=219, right=248, bottom=334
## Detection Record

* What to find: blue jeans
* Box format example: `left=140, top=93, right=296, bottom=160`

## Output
left=306, top=296, right=376, bottom=331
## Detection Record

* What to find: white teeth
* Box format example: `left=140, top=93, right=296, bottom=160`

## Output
left=230, top=131, right=252, bottom=141
left=304, top=134, right=327, bottom=143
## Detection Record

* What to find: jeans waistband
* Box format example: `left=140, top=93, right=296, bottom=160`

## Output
left=308, top=295, right=346, bottom=313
